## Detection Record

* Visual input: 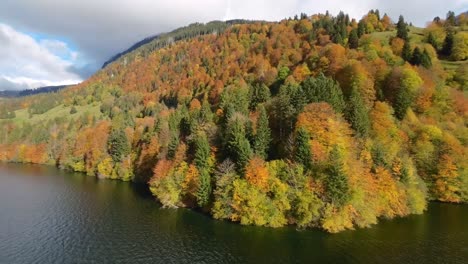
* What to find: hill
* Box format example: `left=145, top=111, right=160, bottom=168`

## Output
left=102, top=19, right=255, bottom=68
left=0, top=10, right=467, bottom=233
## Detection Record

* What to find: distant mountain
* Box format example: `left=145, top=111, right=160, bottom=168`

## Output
left=102, top=19, right=254, bottom=68
left=0, top=84, right=73, bottom=98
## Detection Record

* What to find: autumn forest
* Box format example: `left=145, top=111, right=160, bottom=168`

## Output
left=0, top=10, right=467, bottom=233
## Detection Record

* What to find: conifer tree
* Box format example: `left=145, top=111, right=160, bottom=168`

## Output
left=253, top=105, right=271, bottom=159
left=397, top=15, right=409, bottom=40
left=294, top=127, right=312, bottom=170
left=348, top=29, right=359, bottom=49
left=326, top=146, right=350, bottom=207
left=347, top=87, right=370, bottom=137
left=402, top=40, right=412, bottom=61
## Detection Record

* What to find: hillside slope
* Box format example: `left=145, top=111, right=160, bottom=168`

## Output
left=0, top=10, right=467, bottom=233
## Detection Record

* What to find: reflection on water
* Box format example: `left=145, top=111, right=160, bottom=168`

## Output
left=0, top=163, right=467, bottom=264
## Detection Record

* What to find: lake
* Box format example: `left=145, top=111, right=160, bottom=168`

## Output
left=0, top=163, right=467, bottom=263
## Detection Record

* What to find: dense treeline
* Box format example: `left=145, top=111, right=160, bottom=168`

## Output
left=0, top=10, right=467, bottom=232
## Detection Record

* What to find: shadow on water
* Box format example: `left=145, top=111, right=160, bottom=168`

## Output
left=1, top=162, right=467, bottom=264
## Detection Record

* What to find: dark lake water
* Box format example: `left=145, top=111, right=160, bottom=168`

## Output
left=0, top=163, right=467, bottom=264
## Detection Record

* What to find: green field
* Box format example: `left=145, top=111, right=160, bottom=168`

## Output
left=4, top=103, right=102, bottom=124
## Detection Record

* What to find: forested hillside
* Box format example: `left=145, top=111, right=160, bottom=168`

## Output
left=0, top=10, right=467, bottom=232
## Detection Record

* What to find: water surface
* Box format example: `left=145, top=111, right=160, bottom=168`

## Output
left=1, top=163, right=467, bottom=263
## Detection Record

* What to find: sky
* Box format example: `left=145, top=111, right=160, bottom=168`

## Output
left=0, top=0, right=467, bottom=90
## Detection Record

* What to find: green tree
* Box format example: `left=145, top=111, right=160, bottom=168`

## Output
left=253, top=105, right=271, bottom=159
left=294, top=127, right=312, bottom=170
left=249, top=82, right=271, bottom=110
left=396, top=15, right=409, bottom=40
left=442, top=31, right=454, bottom=57
left=301, top=74, right=346, bottom=113
left=197, top=169, right=212, bottom=207
left=346, top=87, right=370, bottom=137
left=410, top=47, right=423, bottom=65
left=421, top=49, right=433, bottom=68
left=194, top=133, right=210, bottom=170
left=326, top=146, right=350, bottom=207
left=108, top=129, right=130, bottom=162
left=348, top=29, right=359, bottom=49
left=402, top=40, right=412, bottom=61
left=225, top=116, right=253, bottom=173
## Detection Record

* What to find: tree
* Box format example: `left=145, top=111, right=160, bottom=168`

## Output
left=194, top=133, right=210, bottom=170
left=346, top=87, right=370, bottom=137
left=421, top=49, right=432, bottom=68
left=410, top=47, right=423, bottom=65
left=108, top=129, right=130, bottom=162
left=253, top=105, right=271, bottom=159
left=396, top=15, right=409, bottom=40
left=442, top=31, right=454, bottom=57
left=446, top=11, right=456, bottom=27
left=348, top=29, right=359, bottom=49
left=451, top=32, right=468, bottom=61
left=301, top=74, right=345, bottom=113
left=402, top=40, right=412, bottom=61
left=197, top=169, right=212, bottom=207
left=326, top=146, right=350, bottom=207
left=294, top=127, right=312, bottom=170
left=249, top=82, right=271, bottom=110
left=226, top=116, right=253, bottom=173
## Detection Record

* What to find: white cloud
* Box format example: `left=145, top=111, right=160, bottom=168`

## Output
left=0, top=23, right=82, bottom=90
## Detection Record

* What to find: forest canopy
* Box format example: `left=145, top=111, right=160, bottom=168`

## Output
left=1, top=10, right=467, bottom=233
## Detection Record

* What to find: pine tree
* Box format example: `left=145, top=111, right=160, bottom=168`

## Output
left=194, top=133, right=210, bottom=170
left=326, top=146, right=350, bottom=207
left=253, top=105, right=271, bottom=159
left=197, top=169, right=212, bottom=207
left=348, top=29, right=359, bottom=49
left=402, top=40, right=412, bottom=61
left=420, top=49, right=432, bottom=68
left=357, top=20, right=366, bottom=37
left=294, top=127, right=312, bottom=170
left=226, top=117, right=253, bottom=173
left=427, top=32, right=438, bottom=50
left=410, top=47, right=423, bottom=65
left=301, top=74, right=345, bottom=113
left=249, top=82, right=271, bottom=110
left=347, top=87, right=370, bottom=137
left=108, top=129, right=130, bottom=162
left=396, top=15, right=409, bottom=40
left=442, top=31, right=454, bottom=57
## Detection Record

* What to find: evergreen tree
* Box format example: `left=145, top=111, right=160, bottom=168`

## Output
left=421, top=49, right=432, bottom=68
left=197, top=169, right=211, bottom=207
left=294, top=128, right=312, bottom=170
left=348, top=29, right=359, bottom=49
left=249, top=82, right=271, bottom=110
left=326, top=146, right=350, bottom=207
left=253, top=105, right=271, bottom=159
left=442, top=31, right=454, bottom=57
left=446, top=11, right=456, bottom=26
left=226, top=117, right=253, bottom=173
left=194, top=133, right=210, bottom=170
left=357, top=20, right=366, bottom=37
left=301, top=74, right=346, bottom=113
left=397, top=15, right=409, bottom=40
left=108, top=129, right=130, bottom=162
left=427, top=32, right=438, bottom=50
left=410, top=47, right=423, bottom=65
left=402, top=40, right=412, bottom=61
left=346, top=87, right=370, bottom=137
left=394, top=83, right=414, bottom=120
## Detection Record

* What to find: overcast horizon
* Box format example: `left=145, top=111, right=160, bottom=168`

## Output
left=0, top=0, right=467, bottom=91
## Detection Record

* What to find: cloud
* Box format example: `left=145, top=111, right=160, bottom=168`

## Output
left=0, top=0, right=466, bottom=87
left=0, top=23, right=82, bottom=91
